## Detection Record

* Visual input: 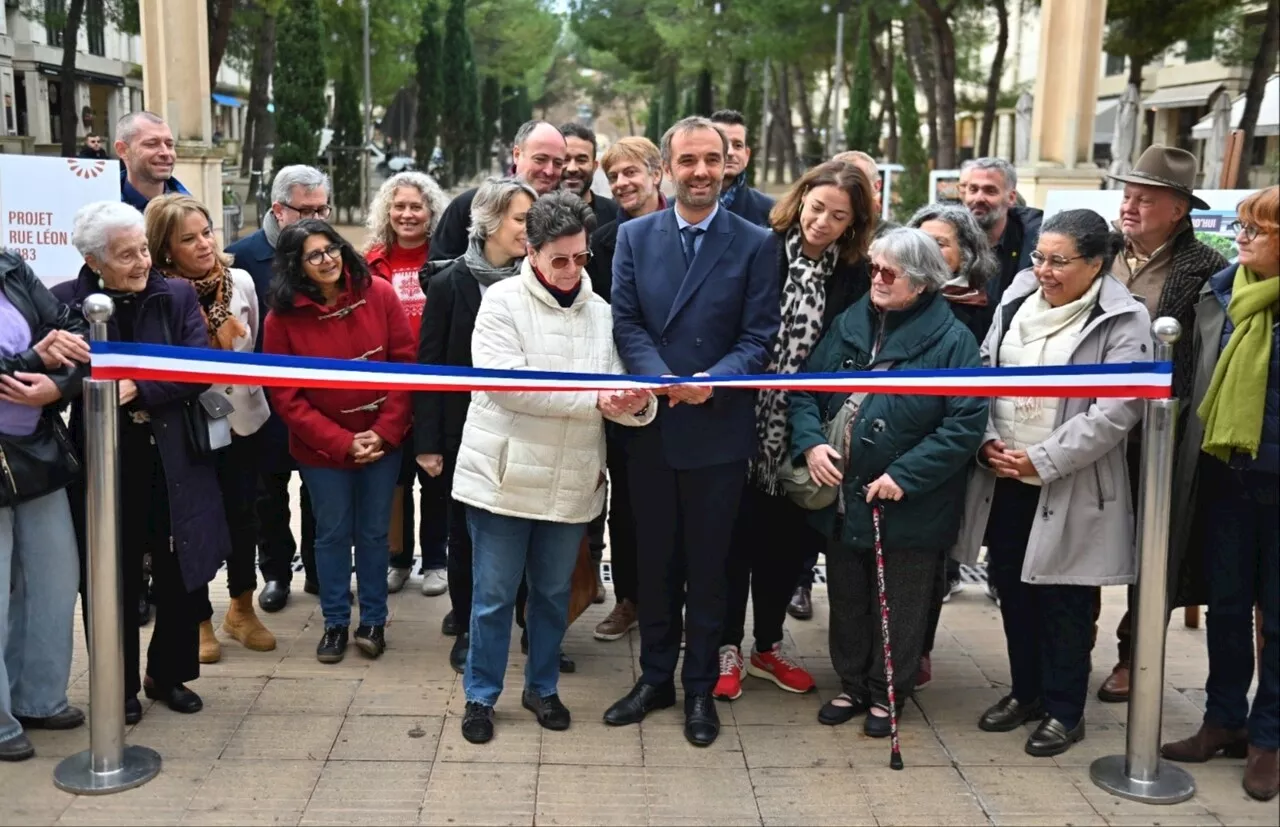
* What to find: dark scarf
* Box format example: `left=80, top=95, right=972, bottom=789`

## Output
left=719, top=173, right=747, bottom=210
left=533, top=264, right=581, bottom=308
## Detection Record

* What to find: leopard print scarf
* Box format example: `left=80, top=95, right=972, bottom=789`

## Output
left=750, top=226, right=836, bottom=492
left=168, top=263, right=247, bottom=351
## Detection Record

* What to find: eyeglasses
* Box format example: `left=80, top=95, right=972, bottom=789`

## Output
left=282, top=202, right=333, bottom=220
left=870, top=263, right=900, bottom=284
left=1225, top=220, right=1262, bottom=242
left=303, top=243, right=343, bottom=267
left=546, top=250, right=592, bottom=270
left=1030, top=251, right=1085, bottom=270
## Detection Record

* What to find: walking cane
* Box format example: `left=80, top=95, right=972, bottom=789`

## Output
left=871, top=503, right=904, bottom=770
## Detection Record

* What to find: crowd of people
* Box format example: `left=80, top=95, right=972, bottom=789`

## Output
left=0, top=107, right=1275, bottom=803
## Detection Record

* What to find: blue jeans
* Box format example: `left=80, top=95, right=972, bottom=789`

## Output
left=299, top=450, right=402, bottom=629
left=464, top=507, right=586, bottom=707
left=1, top=490, right=80, bottom=742
left=1201, top=456, right=1279, bottom=749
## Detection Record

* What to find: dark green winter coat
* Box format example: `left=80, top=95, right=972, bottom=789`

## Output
left=787, top=290, right=988, bottom=552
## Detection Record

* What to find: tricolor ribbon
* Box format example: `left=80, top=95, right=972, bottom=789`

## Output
left=90, top=341, right=1173, bottom=399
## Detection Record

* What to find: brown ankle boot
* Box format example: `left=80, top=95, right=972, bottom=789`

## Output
left=1161, top=723, right=1249, bottom=763
left=1097, top=662, right=1130, bottom=703
left=1244, top=745, right=1279, bottom=801
left=198, top=619, right=222, bottom=664
left=222, top=592, right=277, bottom=652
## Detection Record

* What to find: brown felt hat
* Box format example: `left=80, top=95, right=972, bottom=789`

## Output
left=1107, top=145, right=1210, bottom=211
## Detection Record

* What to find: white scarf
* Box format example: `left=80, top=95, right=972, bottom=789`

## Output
left=1012, top=276, right=1103, bottom=419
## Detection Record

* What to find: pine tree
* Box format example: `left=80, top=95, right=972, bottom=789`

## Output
left=695, top=68, right=714, bottom=115
left=644, top=86, right=662, bottom=144
left=845, top=12, right=877, bottom=154
left=725, top=60, right=749, bottom=113
left=414, top=0, right=442, bottom=172
left=332, top=56, right=364, bottom=223
left=893, top=56, right=928, bottom=219
left=480, top=76, right=501, bottom=176
left=743, top=79, right=762, bottom=187
left=680, top=88, right=696, bottom=119
left=270, top=0, right=327, bottom=180
left=660, top=71, right=679, bottom=134
left=440, top=0, right=480, bottom=184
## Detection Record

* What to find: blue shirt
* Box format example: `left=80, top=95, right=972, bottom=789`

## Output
left=120, top=167, right=190, bottom=212
left=674, top=203, right=718, bottom=257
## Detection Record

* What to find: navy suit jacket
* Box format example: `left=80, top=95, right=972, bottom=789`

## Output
left=725, top=186, right=775, bottom=228
left=225, top=228, right=276, bottom=352
left=611, top=206, right=779, bottom=470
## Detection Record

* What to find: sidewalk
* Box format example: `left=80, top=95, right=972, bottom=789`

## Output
left=2, top=557, right=1266, bottom=826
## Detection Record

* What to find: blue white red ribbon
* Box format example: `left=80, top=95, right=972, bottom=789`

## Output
left=89, top=341, right=1173, bottom=399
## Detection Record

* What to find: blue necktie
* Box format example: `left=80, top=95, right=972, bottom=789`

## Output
left=681, top=226, right=704, bottom=270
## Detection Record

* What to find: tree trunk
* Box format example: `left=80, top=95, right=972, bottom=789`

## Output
left=772, top=63, right=797, bottom=184
left=208, top=0, right=236, bottom=85
left=919, top=0, right=958, bottom=170
left=978, top=0, right=1009, bottom=158
left=792, top=65, right=818, bottom=168
left=905, top=13, right=939, bottom=165
left=883, top=26, right=898, bottom=162
left=242, top=9, right=277, bottom=176
left=623, top=96, right=635, bottom=136
left=1236, top=0, right=1280, bottom=182
left=866, top=8, right=895, bottom=159
left=1127, top=54, right=1145, bottom=94
left=58, top=0, right=87, bottom=157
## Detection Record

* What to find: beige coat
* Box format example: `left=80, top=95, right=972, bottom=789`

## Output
left=951, top=269, right=1153, bottom=586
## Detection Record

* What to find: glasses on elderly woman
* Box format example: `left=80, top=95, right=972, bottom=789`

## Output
left=1225, top=220, right=1262, bottom=242
left=870, top=262, right=900, bottom=284
left=546, top=250, right=592, bottom=270
left=1030, top=251, right=1084, bottom=270
left=303, top=243, right=343, bottom=266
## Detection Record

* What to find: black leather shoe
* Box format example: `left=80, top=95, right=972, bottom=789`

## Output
left=787, top=587, right=814, bottom=620
left=144, top=682, right=203, bottom=714
left=258, top=580, right=290, bottom=613
left=1025, top=716, right=1085, bottom=757
left=979, top=694, right=1044, bottom=733
left=818, top=694, right=868, bottom=726
left=684, top=693, right=720, bottom=747
left=125, top=697, right=142, bottom=725
left=441, top=609, right=459, bottom=637
left=353, top=624, right=386, bottom=658
left=522, top=690, right=572, bottom=731
left=449, top=633, right=469, bottom=675
left=304, top=577, right=320, bottom=596
left=864, top=703, right=902, bottom=738
left=316, top=626, right=349, bottom=664
left=559, top=652, right=576, bottom=673
left=0, top=732, right=34, bottom=762
left=16, top=706, right=85, bottom=730
left=603, top=682, right=677, bottom=726
left=461, top=701, right=494, bottom=744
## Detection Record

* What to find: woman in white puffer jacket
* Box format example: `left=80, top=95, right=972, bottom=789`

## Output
left=452, top=192, right=655, bottom=746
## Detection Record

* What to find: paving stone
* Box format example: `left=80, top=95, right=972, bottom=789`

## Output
left=435, top=711, right=542, bottom=764
left=964, top=766, right=1099, bottom=818
left=857, top=766, right=985, bottom=820
left=54, top=759, right=213, bottom=825
left=220, top=714, right=343, bottom=761
left=641, top=722, right=748, bottom=769
left=183, top=758, right=322, bottom=825
left=328, top=715, right=442, bottom=762
left=347, top=681, right=453, bottom=717
left=127, top=709, right=243, bottom=760
left=249, top=678, right=358, bottom=715
left=751, top=767, right=877, bottom=826
left=539, top=718, right=643, bottom=766
left=0, top=758, right=75, bottom=826
left=535, top=764, right=648, bottom=825
left=299, top=760, right=430, bottom=825
left=419, top=762, right=537, bottom=826
left=738, top=723, right=851, bottom=769
left=643, top=767, right=761, bottom=826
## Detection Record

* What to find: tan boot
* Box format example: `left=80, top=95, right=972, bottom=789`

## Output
left=198, top=619, right=222, bottom=664
left=222, top=592, right=277, bottom=652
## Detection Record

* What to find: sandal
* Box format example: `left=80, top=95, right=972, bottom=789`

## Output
left=819, top=693, right=868, bottom=726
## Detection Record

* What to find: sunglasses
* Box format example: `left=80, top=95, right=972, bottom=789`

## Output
left=546, top=250, right=592, bottom=270
left=303, top=243, right=343, bottom=267
left=870, top=263, right=900, bottom=284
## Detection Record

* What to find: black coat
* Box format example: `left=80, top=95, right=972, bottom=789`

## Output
left=725, top=185, right=776, bottom=228
left=52, top=267, right=230, bottom=593
left=588, top=218, right=620, bottom=303
left=989, top=205, right=1043, bottom=303
left=412, top=257, right=483, bottom=456
left=769, top=233, right=871, bottom=335
left=428, top=187, right=478, bottom=262
left=588, top=192, right=619, bottom=228
left=0, top=252, right=88, bottom=402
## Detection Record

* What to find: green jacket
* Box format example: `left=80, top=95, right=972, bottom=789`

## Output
left=787, top=291, right=988, bottom=551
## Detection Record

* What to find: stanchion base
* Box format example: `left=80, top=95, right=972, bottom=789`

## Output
left=53, top=745, right=162, bottom=795
left=1090, top=754, right=1196, bottom=805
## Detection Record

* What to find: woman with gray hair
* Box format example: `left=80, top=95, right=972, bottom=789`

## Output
left=908, top=203, right=1000, bottom=343
left=411, top=176, right=537, bottom=674
left=787, top=227, right=988, bottom=735
left=450, top=191, right=656, bottom=745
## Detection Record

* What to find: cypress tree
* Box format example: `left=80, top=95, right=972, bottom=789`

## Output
left=644, top=86, right=662, bottom=144
left=270, top=0, right=326, bottom=179
left=893, top=56, right=928, bottom=219
left=845, top=12, right=877, bottom=154
left=725, top=60, right=749, bottom=113
left=695, top=68, right=714, bottom=115
left=660, top=71, right=679, bottom=133
left=440, top=0, right=480, bottom=184
left=414, top=0, right=442, bottom=172
left=743, top=79, right=762, bottom=187
left=332, top=56, right=364, bottom=223
left=680, top=88, right=696, bottom=119
left=480, top=76, right=501, bottom=176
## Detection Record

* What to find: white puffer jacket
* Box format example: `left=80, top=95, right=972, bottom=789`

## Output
left=452, top=260, right=656, bottom=523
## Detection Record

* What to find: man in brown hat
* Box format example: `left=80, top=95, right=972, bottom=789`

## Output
left=1097, top=144, right=1227, bottom=704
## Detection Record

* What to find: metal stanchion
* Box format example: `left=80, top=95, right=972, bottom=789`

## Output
left=54, top=295, right=162, bottom=795
left=1090, top=317, right=1195, bottom=805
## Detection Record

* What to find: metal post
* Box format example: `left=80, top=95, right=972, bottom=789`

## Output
left=1090, top=317, right=1195, bottom=806
left=361, top=0, right=372, bottom=218
left=760, top=58, right=771, bottom=183
left=54, top=295, right=162, bottom=795
left=830, top=9, right=845, bottom=156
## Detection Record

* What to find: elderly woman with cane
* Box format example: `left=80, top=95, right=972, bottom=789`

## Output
left=787, top=227, right=988, bottom=737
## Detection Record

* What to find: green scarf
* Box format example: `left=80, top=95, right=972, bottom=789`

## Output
left=1198, top=265, right=1279, bottom=461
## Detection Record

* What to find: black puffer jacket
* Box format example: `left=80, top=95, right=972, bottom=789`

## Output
left=0, top=252, right=88, bottom=401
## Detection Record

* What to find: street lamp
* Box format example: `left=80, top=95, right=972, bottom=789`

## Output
left=823, top=1, right=850, bottom=156
left=361, top=0, right=372, bottom=216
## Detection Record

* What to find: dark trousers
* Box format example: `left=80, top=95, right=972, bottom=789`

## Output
left=389, top=450, right=450, bottom=572
left=797, top=553, right=819, bottom=589
left=723, top=485, right=823, bottom=652
left=198, top=433, right=264, bottom=623
left=923, top=557, right=962, bottom=656
left=826, top=544, right=937, bottom=705
left=1109, top=437, right=1145, bottom=664
left=256, top=470, right=316, bottom=585
left=987, top=478, right=1096, bottom=729
left=1200, top=456, right=1279, bottom=749
left=630, top=434, right=745, bottom=694
left=440, top=449, right=474, bottom=627
left=588, top=431, right=638, bottom=603
left=117, top=421, right=204, bottom=697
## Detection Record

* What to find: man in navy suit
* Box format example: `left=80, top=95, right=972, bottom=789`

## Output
left=710, top=109, right=774, bottom=227
left=603, top=117, right=780, bottom=747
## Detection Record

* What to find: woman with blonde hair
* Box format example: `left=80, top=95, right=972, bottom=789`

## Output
left=144, top=194, right=274, bottom=664
left=363, top=172, right=453, bottom=598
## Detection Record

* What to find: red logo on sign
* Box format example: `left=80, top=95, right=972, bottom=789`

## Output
left=67, top=159, right=108, bottom=179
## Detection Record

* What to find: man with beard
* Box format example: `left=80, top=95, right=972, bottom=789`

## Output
left=429, top=121, right=567, bottom=261
left=559, top=122, right=618, bottom=227
left=959, top=157, right=1042, bottom=308
left=116, top=111, right=188, bottom=210
left=604, top=117, right=779, bottom=747
left=710, top=109, right=774, bottom=227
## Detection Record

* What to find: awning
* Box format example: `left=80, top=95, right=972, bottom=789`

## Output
left=1141, top=81, right=1224, bottom=110
left=1094, top=98, right=1118, bottom=144
left=1191, top=74, right=1280, bottom=139
left=212, top=93, right=244, bottom=108
left=35, top=65, right=125, bottom=87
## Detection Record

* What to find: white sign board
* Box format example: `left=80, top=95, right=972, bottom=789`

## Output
left=0, top=155, right=121, bottom=287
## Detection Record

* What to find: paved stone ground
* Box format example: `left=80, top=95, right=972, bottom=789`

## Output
left=2, top=557, right=1274, bottom=827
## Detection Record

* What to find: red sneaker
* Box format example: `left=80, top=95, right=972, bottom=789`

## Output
left=747, top=643, right=815, bottom=694
left=916, top=654, right=932, bottom=690
left=712, top=645, right=744, bottom=701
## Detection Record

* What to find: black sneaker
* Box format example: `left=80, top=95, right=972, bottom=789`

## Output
left=353, top=625, right=386, bottom=658
left=461, top=701, right=494, bottom=744
left=316, top=626, right=348, bottom=663
left=449, top=633, right=469, bottom=675
left=522, top=690, right=571, bottom=731
left=441, top=609, right=459, bottom=637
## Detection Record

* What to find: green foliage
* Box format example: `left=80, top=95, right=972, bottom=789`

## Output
left=1197, top=232, right=1238, bottom=261
left=440, top=0, right=481, bottom=183
left=319, top=0, right=419, bottom=107
left=725, top=60, right=749, bottom=113
left=645, top=86, right=663, bottom=143
left=680, top=87, right=696, bottom=119
left=695, top=68, right=714, bottom=115
left=893, top=55, right=928, bottom=220
left=414, top=0, right=442, bottom=166
left=743, top=77, right=763, bottom=187
left=1104, top=0, right=1241, bottom=82
left=500, top=85, right=533, bottom=143
left=660, top=70, right=679, bottom=134
left=272, top=0, right=327, bottom=175
left=845, top=11, right=877, bottom=155
left=470, top=0, right=562, bottom=85
left=570, top=0, right=668, bottom=80
left=480, top=76, right=501, bottom=171
left=331, top=55, right=364, bottom=218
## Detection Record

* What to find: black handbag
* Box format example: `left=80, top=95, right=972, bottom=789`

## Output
left=183, top=390, right=235, bottom=455
left=0, top=413, right=81, bottom=507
